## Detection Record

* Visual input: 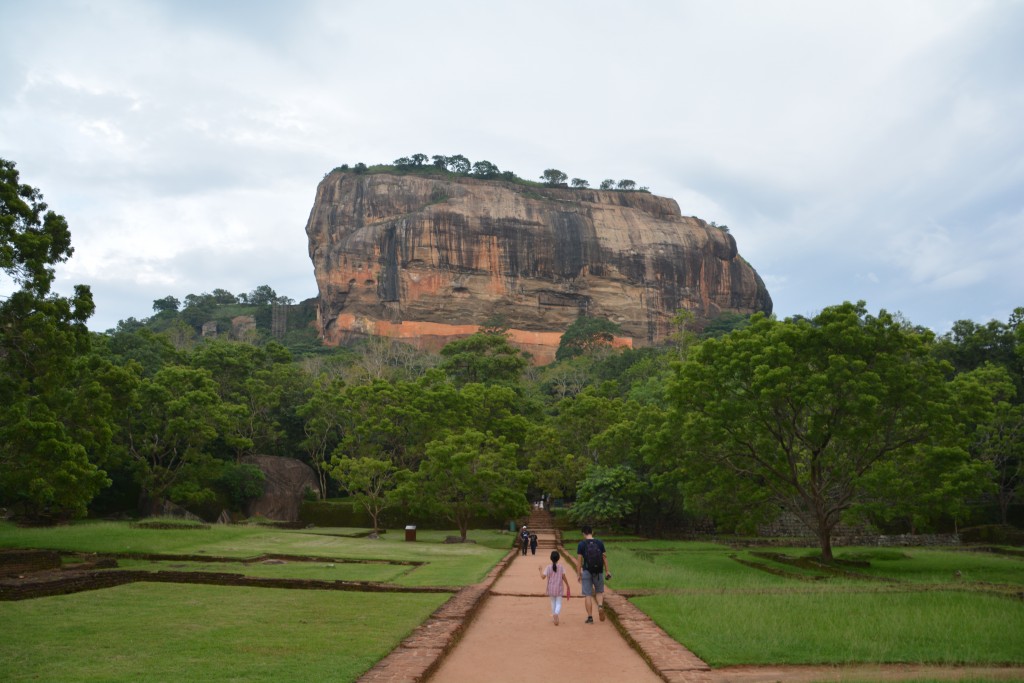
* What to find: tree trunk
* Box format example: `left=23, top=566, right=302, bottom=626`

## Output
left=817, top=523, right=834, bottom=563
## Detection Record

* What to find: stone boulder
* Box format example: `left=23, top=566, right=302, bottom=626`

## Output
left=242, top=455, right=320, bottom=522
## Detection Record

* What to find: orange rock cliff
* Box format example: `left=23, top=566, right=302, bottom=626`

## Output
left=305, top=171, right=772, bottom=364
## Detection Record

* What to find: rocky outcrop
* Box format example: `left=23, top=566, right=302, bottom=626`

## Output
left=242, top=455, right=319, bottom=522
left=305, top=171, right=772, bottom=363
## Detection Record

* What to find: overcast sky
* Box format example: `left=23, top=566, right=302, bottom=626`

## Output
left=2, top=0, right=1022, bottom=334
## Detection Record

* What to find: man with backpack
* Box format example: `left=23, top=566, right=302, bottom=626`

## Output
left=575, top=524, right=611, bottom=624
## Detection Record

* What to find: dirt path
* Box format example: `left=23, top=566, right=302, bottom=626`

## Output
left=428, top=527, right=664, bottom=683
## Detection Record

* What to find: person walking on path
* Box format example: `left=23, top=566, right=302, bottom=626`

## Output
left=529, top=533, right=538, bottom=555
left=519, top=525, right=530, bottom=555
left=539, top=550, right=570, bottom=625
left=576, top=524, right=610, bottom=624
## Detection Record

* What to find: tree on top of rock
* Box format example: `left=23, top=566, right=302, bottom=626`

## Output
left=541, top=169, right=568, bottom=186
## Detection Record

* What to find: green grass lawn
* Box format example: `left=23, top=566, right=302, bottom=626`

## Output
left=0, top=583, right=447, bottom=683
left=0, top=521, right=512, bottom=586
left=633, top=591, right=1024, bottom=667
left=613, top=540, right=1024, bottom=668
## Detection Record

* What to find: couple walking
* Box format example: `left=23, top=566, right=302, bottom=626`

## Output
left=538, top=524, right=611, bottom=625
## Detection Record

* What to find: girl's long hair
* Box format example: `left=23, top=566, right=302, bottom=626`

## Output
left=550, top=550, right=560, bottom=567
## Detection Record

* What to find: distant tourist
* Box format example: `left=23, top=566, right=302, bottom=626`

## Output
left=539, top=550, right=570, bottom=625
left=576, top=524, right=611, bottom=624
left=529, top=533, right=538, bottom=555
left=520, top=525, right=530, bottom=555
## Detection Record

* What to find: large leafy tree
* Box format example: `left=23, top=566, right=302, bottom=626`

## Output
left=0, top=159, right=110, bottom=521
left=332, top=372, right=461, bottom=471
left=568, top=464, right=642, bottom=527
left=329, top=455, right=399, bottom=531
left=396, top=429, right=528, bottom=540
left=439, top=331, right=529, bottom=386
left=934, top=309, right=1024, bottom=399
left=540, top=169, right=568, bottom=186
left=297, top=377, right=346, bottom=497
left=670, top=302, right=963, bottom=561
left=120, top=365, right=226, bottom=512
left=189, top=340, right=301, bottom=458
left=556, top=315, right=622, bottom=361
left=946, top=363, right=1022, bottom=525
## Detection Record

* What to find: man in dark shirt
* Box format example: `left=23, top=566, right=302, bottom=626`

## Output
left=575, top=524, right=611, bottom=623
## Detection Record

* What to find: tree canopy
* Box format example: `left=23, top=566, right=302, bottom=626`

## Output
left=669, top=302, right=969, bottom=560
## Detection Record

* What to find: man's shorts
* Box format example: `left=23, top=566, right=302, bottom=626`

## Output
left=581, top=569, right=604, bottom=596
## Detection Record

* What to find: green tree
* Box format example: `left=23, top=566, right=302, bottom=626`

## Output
left=471, top=160, right=500, bottom=178
left=554, top=389, right=627, bottom=464
left=457, top=383, right=533, bottom=459
left=616, top=179, right=636, bottom=190
left=446, top=155, right=471, bottom=174
left=332, top=372, right=460, bottom=471
left=189, top=340, right=300, bottom=459
left=152, top=295, right=180, bottom=313
left=568, top=464, right=641, bottom=527
left=671, top=302, right=963, bottom=561
left=556, top=315, right=622, bottom=361
left=700, top=311, right=751, bottom=339
left=410, top=153, right=428, bottom=166
left=946, top=363, right=1022, bottom=525
left=439, top=331, right=529, bottom=386
left=599, top=179, right=615, bottom=190
left=210, top=288, right=237, bottom=304
left=246, top=285, right=278, bottom=306
left=120, top=365, right=225, bottom=513
left=298, top=377, right=346, bottom=497
left=934, top=309, right=1024, bottom=399
left=329, top=455, right=399, bottom=530
left=0, top=159, right=110, bottom=521
left=570, top=178, right=589, bottom=188
left=524, top=424, right=584, bottom=499
left=396, top=429, right=528, bottom=540
left=540, top=169, right=568, bottom=186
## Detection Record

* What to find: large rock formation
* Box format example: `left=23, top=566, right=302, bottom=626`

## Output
left=306, top=171, right=772, bottom=364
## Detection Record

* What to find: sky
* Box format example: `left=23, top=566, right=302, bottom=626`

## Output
left=1, top=0, right=1022, bottom=334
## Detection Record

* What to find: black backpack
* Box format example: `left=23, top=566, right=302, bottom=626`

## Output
left=583, top=539, right=603, bottom=573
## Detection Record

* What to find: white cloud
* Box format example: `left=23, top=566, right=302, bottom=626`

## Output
left=1, top=0, right=1022, bottom=334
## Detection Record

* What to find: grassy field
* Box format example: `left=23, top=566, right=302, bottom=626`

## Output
left=0, top=520, right=513, bottom=682
left=5, top=522, right=1024, bottom=677
left=2, top=583, right=446, bottom=683
left=0, top=520, right=514, bottom=586
left=610, top=539, right=1024, bottom=668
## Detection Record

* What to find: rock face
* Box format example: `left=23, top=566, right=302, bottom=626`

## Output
left=242, top=455, right=319, bottom=522
left=306, top=171, right=772, bottom=364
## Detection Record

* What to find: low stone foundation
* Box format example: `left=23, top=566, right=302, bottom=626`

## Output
left=0, top=549, right=61, bottom=577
